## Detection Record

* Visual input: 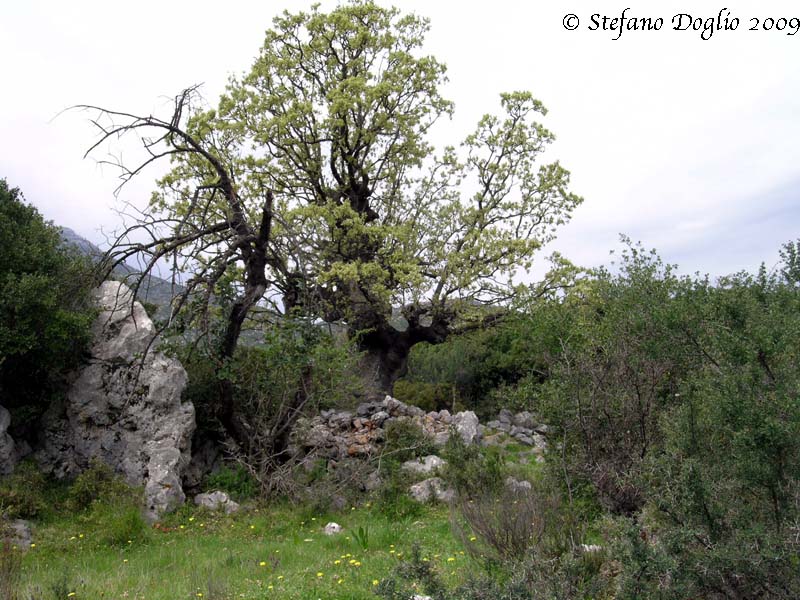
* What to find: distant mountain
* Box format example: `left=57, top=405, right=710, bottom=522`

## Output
left=60, top=227, right=183, bottom=320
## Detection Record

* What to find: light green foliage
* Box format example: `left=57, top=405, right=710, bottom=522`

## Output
left=0, top=180, right=94, bottom=426
left=151, top=1, right=579, bottom=332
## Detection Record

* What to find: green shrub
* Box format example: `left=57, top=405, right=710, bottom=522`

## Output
left=376, top=540, right=615, bottom=600
left=66, top=460, right=133, bottom=512
left=0, top=461, right=48, bottom=519
left=382, top=419, right=436, bottom=466
left=374, top=470, right=423, bottom=520
left=203, top=465, right=258, bottom=502
left=0, top=179, right=95, bottom=429
left=180, top=318, right=362, bottom=496
left=441, top=432, right=504, bottom=497
left=392, top=379, right=459, bottom=413
left=87, top=500, right=149, bottom=547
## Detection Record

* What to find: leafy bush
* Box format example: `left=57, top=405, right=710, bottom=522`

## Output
left=0, top=179, right=95, bottom=429
left=392, top=379, right=459, bottom=413
left=538, top=239, right=800, bottom=596
left=382, top=419, right=436, bottom=466
left=374, top=470, right=423, bottom=520
left=66, top=460, right=133, bottom=512
left=203, top=465, right=258, bottom=502
left=181, top=318, right=362, bottom=496
left=376, top=540, right=615, bottom=600
left=0, top=461, right=48, bottom=519
left=86, top=500, right=149, bottom=547
left=441, top=431, right=504, bottom=497
left=539, top=241, right=697, bottom=514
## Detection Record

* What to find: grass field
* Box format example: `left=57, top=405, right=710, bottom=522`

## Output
left=13, top=498, right=473, bottom=600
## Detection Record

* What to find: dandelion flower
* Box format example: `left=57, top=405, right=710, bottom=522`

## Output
left=67, top=594, right=76, bottom=598
left=334, top=560, right=341, bottom=565
left=260, top=561, right=267, bottom=567
left=372, top=580, right=379, bottom=586
left=447, top=557, right=455, bottom=562
left=316, top=572, right=324, bottom=578
left=277, top=575, right=284, bottom=580
left=30, top=543, right=36, bottom=548
left=469, top=536, right=477, bottom=542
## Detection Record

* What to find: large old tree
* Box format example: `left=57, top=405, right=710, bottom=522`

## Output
left=86, top=1, right=581, bottom=403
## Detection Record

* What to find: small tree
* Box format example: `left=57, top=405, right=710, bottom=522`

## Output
left=0, top=180, right=94, bottom=430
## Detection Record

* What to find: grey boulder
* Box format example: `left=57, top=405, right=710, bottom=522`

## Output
left=194, top=490, right=240, bottom=514
left=409, top=477, right=454, bottom=503
left=453, top=411, right=480, bottom=445
left=36, top=281, right=195, bottom=521
left=401, top=455, right=446, bottom=475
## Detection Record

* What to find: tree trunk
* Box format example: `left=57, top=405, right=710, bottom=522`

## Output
left=355, top=304, right=455, bottom=397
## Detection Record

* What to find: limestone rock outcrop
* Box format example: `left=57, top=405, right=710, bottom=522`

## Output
left=36, top=281, right=195, bottom=520
left=0, top=405, right=17, bottom=476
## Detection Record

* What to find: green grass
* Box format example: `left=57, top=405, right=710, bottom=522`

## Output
left=16, top=500, right=476, bottom=600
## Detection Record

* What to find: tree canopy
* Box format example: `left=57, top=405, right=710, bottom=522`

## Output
left=85, top=0, right=581, bottom=396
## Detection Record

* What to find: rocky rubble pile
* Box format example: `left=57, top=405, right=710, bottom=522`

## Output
left=294, top=395, right=483, bottom=461
left=293, top=395, right=548, bottom=503
left=484, top=408, right=548, bottom=454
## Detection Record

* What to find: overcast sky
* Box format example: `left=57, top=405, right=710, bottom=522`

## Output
left=2, top=0, right=798, bottom=280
